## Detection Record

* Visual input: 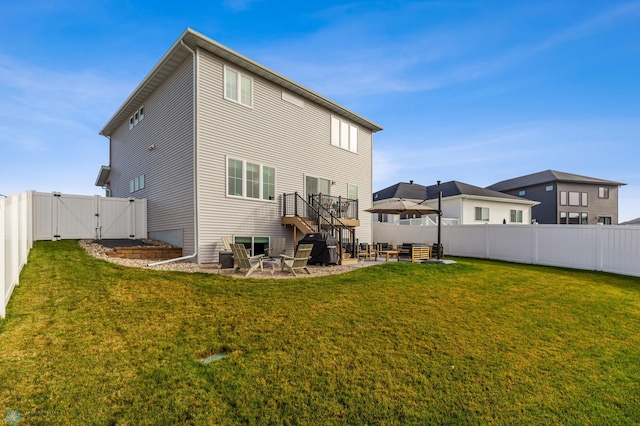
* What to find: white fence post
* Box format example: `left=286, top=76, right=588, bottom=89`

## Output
left=533, top=223, right=538, bottom=265
left=10, top=195, right=19, bottom=288
left=1, top=196, right=6, bottom=318
left=485, top=223, right=490, bottom=259
left=596, top=223, right=604, bottom=272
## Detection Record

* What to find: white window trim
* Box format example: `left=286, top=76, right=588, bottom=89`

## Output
left=128, top=106, right=145, bottom=130
left=330, top=115, right=358, bottom=153
left=475, top=206, right=490, bottom=222
left=233, top=236, right=271, bottom=256
left=348, top=184, right=358, bottom=201
left=226, top=156, right=276, bottom=202
left=129, top=174, right=145, bottom=193
left=223, top=65, right=254, bottom=108
left=510, top=209, right=523, bottom=223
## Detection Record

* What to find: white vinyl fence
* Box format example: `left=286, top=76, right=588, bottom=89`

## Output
left=1, top=192, right=33, bottom=318
left=1, top=191, right=147, bottom=318
left=374, top=222, right=640, bottom=278
left=34, top=192, right=147, bottom=241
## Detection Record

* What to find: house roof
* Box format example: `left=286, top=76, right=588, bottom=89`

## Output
left=487, top=170, right=626, bottom=192
left=373, top=181, right=428, bottom=201
left=100, top=28, right=383, bottom=136
left=423, top=181, right=532, bottom=202
left=620, top=217, right=640, bottom=225
left=374, top=180, right=536, bottom=204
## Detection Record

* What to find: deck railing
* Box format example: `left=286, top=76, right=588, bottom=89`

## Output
left=282, top=192, right=357, bottom=259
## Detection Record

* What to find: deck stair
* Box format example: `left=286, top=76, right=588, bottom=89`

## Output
left=281, top=192, right=360, bottom=262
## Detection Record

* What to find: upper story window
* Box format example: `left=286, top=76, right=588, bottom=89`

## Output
left=581, top=192, right=588, bottom=207
left=568, top=191, right=580, bottom=206
left=546, top=185, right=553, bottom=191
left=330, top=116, right=358, bottom=153
left=475, top=207, right=489, bottom=222
left=129, top=106, right=145, bottom=130
left=224, top=66, right=253, bottom=107
left=348, top=184, right=358, bottom=200
left=598, top=187, right=609, bottom=199
left=227, top=157, right=275, bottom=201
left=518, top=190, right=525, bottom=196
left=129, top=175, right=145, bottom=193
left=560, top=191, right=567, bottom=206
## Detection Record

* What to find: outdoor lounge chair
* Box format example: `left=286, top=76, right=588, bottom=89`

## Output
left=280, top=244, right=313, bottom=277
left=269, top=237, right=286, bottom=257
left=222, top=236, right=233, bottom=251
left=230, top=243, right=264, bottom=277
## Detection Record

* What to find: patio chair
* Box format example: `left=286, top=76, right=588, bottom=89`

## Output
left=280, top=244, right=313, bottom=277
left=269, top=237, right=286, bottom=257
left=357, top=243, right=370, bottom=260
left=221, top=236, right=233, bottom=251
left=230, top=243, right=264, bottom=277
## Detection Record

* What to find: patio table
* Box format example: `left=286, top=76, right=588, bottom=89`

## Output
left=379, top=250, right=399, bottom=262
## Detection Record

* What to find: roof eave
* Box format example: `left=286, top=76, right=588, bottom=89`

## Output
left=95, top=165, right=111, bottom=187
left=428, top=194, right=538, bottom=205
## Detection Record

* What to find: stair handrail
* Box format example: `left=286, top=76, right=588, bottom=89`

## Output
left=283, top=193, right=357, bottom=260
left=309, top=194, right=358, bottom=260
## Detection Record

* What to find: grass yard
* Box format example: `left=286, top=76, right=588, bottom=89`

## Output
left=1, top=240, right=640, bottom=424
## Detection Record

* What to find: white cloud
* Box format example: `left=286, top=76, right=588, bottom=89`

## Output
left=249, top=1, right=640, bottom=101
left=0, top=55, right=131, bottom=195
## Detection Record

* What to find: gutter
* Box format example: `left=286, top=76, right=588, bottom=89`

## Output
left=149, top=40, right=199, bottom=266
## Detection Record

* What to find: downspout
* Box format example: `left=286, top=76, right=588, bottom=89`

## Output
left=149, top=40, right=199, bottom=266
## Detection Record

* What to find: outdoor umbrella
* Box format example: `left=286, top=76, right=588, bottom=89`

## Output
left=365, top=199, right=438, bottom=215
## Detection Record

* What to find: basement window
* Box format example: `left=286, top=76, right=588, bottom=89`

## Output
left=234, top=236, right=269, bottom=256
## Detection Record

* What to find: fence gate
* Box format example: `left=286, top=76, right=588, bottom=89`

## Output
left=34, top=192, right=147, bottom=241
left=98, top=197, right=137, bottom=239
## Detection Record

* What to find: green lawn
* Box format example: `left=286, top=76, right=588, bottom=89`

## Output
left=1, top=240, right=640, bottom=425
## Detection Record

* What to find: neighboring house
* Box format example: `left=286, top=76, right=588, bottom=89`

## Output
left=620, top=217, right=640, bottom=225
left=373, top=180, right=538, bottom=225
left=96, top=28, right=382, bottom=263
left=487, top=170, right=626, bottom=225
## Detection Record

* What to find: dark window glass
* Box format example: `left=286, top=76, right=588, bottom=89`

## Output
left=569, top=212, right=580, bottom=224
left=598, top=187, right=609, bottom=199
left=560, top=191, right=567, bottom=206
left=568, top=192, right=580, bottom=206
left=560, top=212, right=567, bottom=224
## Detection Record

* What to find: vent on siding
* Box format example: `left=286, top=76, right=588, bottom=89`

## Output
left=281, top=91, right=305, bottom=108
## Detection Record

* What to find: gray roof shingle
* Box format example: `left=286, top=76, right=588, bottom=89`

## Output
left=487, top=170, right=625, bottom=192
left=373, top=181, right=427, bottom=201
left=374, top=180, right=529, bottom=202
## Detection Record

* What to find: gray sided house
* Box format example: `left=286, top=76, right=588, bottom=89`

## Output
left=96, top=28, right=382, bottom=263
left=487, top=170, right=626, bottom=225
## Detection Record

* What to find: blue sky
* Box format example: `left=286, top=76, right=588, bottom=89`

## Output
left=1, top=1, right=639, bottom=220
